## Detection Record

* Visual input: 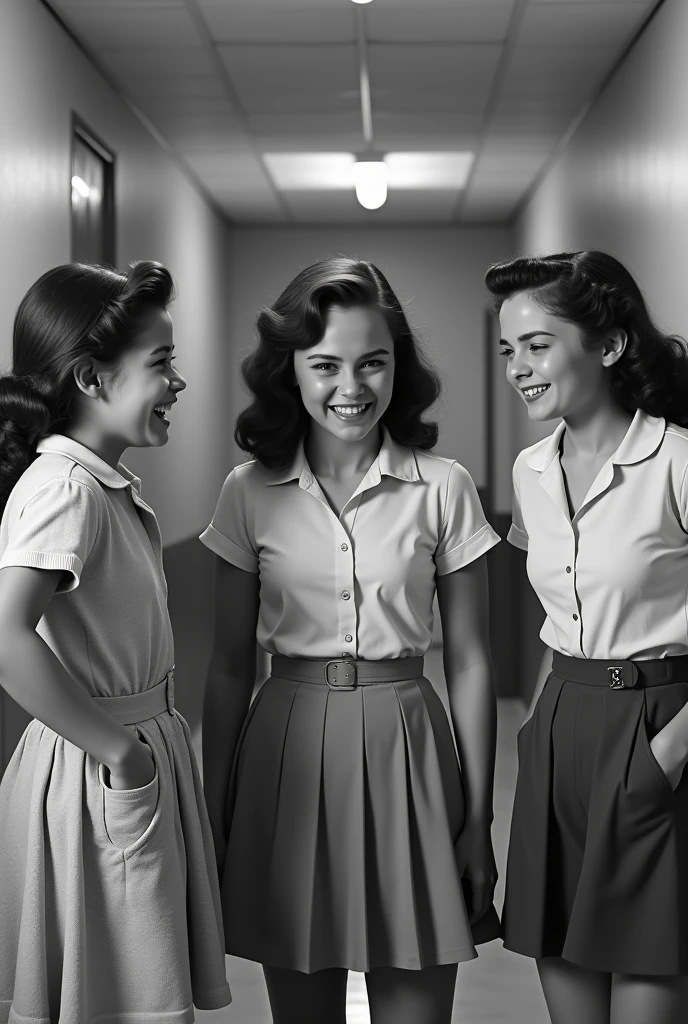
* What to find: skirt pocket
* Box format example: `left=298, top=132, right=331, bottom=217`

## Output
left=99, top=753, right=160, bottom=852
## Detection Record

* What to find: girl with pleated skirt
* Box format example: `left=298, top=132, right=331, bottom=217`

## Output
left=0, top=263, right=231, bottom=1022
left=486, top=250, right=688, bottom=1024
left=201, top=258, right=501, bottom=1023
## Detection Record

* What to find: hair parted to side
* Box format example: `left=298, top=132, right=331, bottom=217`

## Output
left=485, top=250, right=688, bottom=427
left=0, top=260, right=175, bottom=516
left=235, top=257, right=441, bottom=468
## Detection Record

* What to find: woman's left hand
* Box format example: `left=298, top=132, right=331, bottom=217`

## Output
left=454, top=821, right=498, bottom=924
left=650, top=731, right=687, bottom=790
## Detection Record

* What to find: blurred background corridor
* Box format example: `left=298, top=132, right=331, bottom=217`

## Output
left=0, top=0, right=684, bottom=1019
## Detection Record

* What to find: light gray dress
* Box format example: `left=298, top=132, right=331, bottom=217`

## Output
left=0, top=435, right=231, bottom=1023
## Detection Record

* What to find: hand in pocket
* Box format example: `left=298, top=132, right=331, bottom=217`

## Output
left=108, top=736, right=156, bottom=791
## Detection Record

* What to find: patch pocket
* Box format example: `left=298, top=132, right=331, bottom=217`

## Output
left=99, top=755, right=160, bottom=851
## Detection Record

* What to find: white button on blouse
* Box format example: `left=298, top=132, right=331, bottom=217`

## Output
left=201, top=428, right=500, bottom=660
left=508, top=410, right=688, bottom=660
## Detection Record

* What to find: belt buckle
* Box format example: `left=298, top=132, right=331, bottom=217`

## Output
left=608, top=665, right=632, bottom=689
left=325, top=659, right=357, bottom=691
left=166, top=668, right=176, bottom=714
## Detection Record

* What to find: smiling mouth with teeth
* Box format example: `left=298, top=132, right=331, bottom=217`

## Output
left=153, top=401, right=174, bottom=423
left=522, top=384, right=551, bottom=398
left=329, top=403, right=372, bottom=417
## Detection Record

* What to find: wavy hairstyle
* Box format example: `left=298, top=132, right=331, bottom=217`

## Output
left=235, top=258, right=441, bottom=468
left=485, top=250, right=688, bottom=426
left=0, top=261, right=174, bottom=516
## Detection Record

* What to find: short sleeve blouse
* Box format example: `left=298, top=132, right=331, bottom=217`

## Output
left=507, top=410, right=688, bottom=660
left=200, top=429, right=500, bottom=659
left=0, top=435, right=174, bottom=695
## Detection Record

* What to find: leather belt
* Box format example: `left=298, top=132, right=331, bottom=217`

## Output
left=552, top=652, right=688, bottom=690
left=271, top=656, right=424, bottom=691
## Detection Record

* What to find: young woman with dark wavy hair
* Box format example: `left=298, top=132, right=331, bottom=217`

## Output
left=0, top=263, right=231, bottom=1021
left=201, top=257, right=501, bottom=1024
left=486, top=250, right=688, bottom=1024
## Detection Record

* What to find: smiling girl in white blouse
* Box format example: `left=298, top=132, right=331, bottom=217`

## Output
left=487, top=250, right=688, bottom=1024
left=201, top=258, right=501, bottom=1024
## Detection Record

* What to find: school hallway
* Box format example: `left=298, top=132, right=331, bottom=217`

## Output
left=191, top=647, right=550, bottom=1024
left=1, top=0, right=688, bottom=1022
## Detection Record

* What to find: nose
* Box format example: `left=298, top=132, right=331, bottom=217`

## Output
left=169, top=368, right=187, bottom=392
left=507, top=348, right=531, bottom=384
left=338, top=370, right=364, bottom=399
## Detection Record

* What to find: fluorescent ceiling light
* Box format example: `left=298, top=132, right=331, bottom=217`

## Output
left=262, top=152, right=475, bottom=195
left=351, top=0, right=374, bottom=4
left=353, top=160, right=387, bottom=210
left=384, top=152, right=474, bottom=189
left=263, top=153, right=354, bottom=190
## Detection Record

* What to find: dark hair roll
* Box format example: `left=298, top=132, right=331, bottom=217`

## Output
left=235, top=257, right=441, bottom=469
left=0, top=260, right=175, bottom=517
left=484, top=250, right=688, bottom=427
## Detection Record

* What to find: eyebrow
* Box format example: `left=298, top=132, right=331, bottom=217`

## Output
left=149, top=345, right=174, bottom=356
left=499, top=331, right=556, bottom=345
left=306, top=348, right=391, bottom=361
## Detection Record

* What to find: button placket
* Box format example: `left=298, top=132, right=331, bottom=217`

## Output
left=335, top=512, right=357, bottom=658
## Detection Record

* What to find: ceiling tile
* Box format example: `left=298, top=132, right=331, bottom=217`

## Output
left=122, top=73, right=225, bottom=99
left=98, top=47, right=213, bottom=77
left=249, top=111, right=363, bottom=144
left=369, top=43, right=502, bottom=113
left=518, top=2, right=651, bottom=46
left=218, top=44, right=358, bottom=113
left=50, top=6, right=199, bottom=49
left=198, top=1, right=355, bottom=43
left=366, top=1, right=515, bottom=43
left=52, top=0, right=184, bottom=7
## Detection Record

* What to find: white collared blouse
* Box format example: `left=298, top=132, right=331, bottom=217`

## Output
left=0, top=434, right=174, bottom=695
left=200, top=429, right=500, bottom=660
left=508, top=410, right=688, bottom=660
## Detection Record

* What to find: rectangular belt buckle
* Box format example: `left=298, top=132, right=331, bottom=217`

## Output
left=325, top=660, right=357, bottom=690
left=166, top=668, right=176, bottom=714
left=608, top=664, right=636, bottom=689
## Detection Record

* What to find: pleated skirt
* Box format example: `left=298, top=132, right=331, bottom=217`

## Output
left=220, top=661, right=500, bottom=973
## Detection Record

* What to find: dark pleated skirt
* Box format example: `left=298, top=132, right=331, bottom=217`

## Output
left=503, top=667, right=688, bottom=975
left=220, top=663, right=500, bottom=973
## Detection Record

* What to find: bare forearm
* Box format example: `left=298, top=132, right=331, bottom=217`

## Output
left=0, top=629, right=138, bottom=772
left=202, top=661, right=255, bottom=829
left=445, top=659, right=497, bottom=826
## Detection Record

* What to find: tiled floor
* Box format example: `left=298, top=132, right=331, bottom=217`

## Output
left=193, top=649, right=550, bottom=1023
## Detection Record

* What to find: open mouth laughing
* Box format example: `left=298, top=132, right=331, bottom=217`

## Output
left=152, top=400, right=175, bottom=425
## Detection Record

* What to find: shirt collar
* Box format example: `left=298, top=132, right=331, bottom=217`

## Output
left=36, top=434, right=141, bottom=492
left=266, top=426, right=420, bottom=487
left=525, top=409, right=665, bottom=473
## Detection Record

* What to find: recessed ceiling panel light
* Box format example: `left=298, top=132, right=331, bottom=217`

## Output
left=263, top=153, right=354, bottom=190
left=351, top=0, right=375, bottom=4
left=384, top=152, right=474, bottom=189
